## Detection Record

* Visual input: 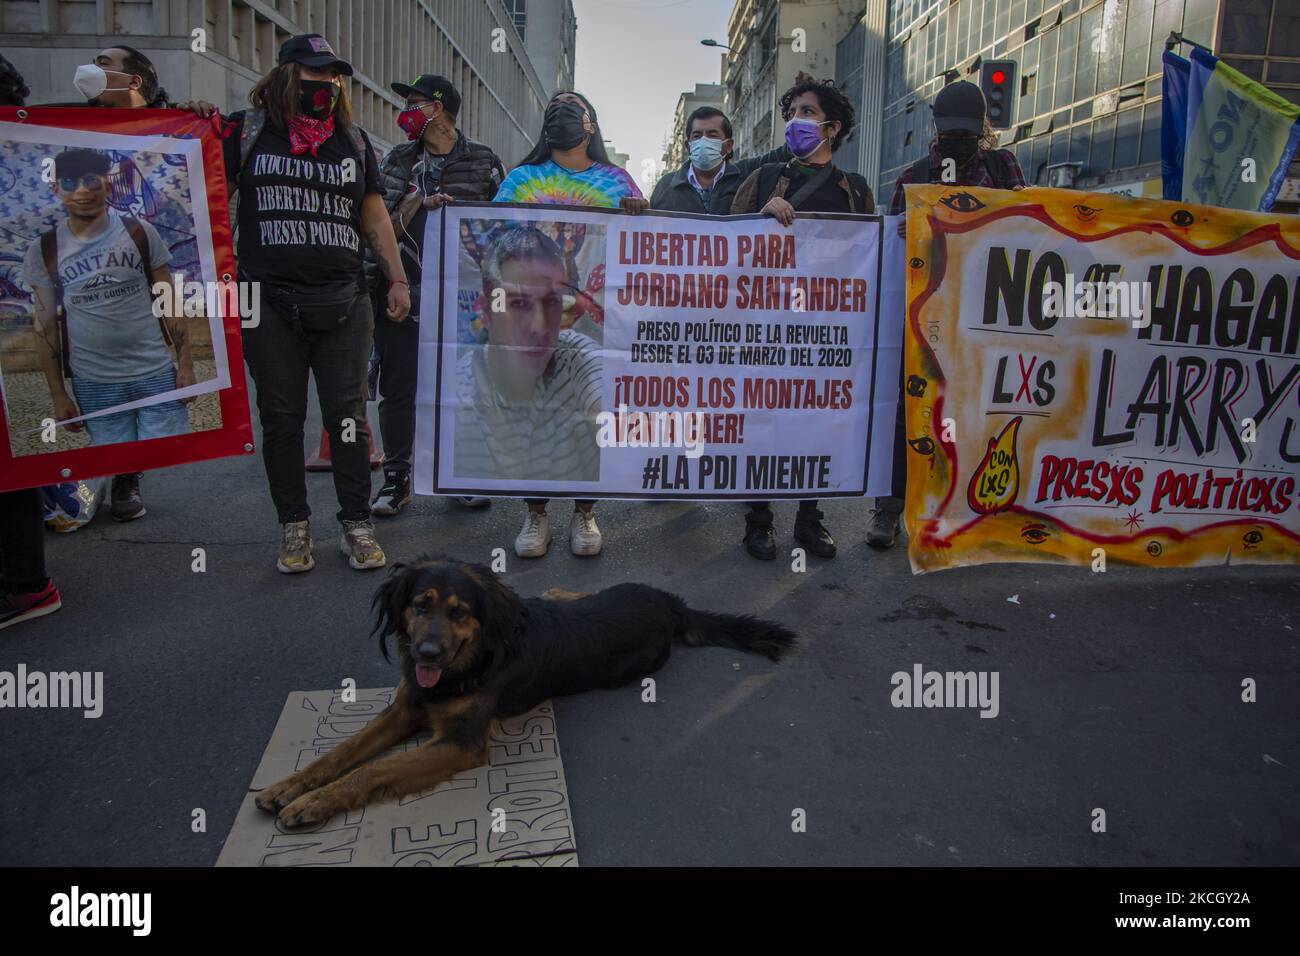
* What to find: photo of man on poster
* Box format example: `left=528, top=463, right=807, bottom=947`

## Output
left=22, top=147, right=194, bottom=458
left=454, top=223, right=601, bottom=484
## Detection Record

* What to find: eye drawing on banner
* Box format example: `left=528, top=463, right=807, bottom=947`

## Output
left=1072, top=203, right=1100, bottom=221
left=451, top=217, right=604, bottom=484
left=1019, top=522, right=1051, bottom=545
left=965, top=417, right=1022, bottom=516
left=1242, top=526, right=1265, bottom=550
left=906, top=375, right=927, bottom=398
left=938, top=192, right=986, bottom=213
left=0, top=133, right=224, bottom=460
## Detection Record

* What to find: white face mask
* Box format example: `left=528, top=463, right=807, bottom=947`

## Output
left=73, top=64, right=134, bottom=101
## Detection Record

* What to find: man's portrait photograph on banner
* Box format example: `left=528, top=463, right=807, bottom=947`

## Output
left=451, top=215, right=606, bottom=484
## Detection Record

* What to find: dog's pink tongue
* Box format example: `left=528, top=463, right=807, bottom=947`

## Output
left=415, top=664, right=442, bottom=689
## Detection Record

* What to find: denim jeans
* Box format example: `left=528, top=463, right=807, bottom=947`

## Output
left=241, top=288, right=374, bottom=524
left=70, top=368, right=188, bottom=446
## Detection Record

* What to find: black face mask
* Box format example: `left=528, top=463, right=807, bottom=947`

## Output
left=300, top=79, right=339, bottom=120
left=937, top=132, right=980, bottom=164
left=544, top=101, right=589, bottom=150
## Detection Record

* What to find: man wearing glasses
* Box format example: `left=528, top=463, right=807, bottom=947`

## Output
left=25, top=148, right=193, bottom=516
left=366, top=74, right=506, bottom=516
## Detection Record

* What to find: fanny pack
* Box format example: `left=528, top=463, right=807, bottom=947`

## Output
left=262, top=279, right=362, bottom=334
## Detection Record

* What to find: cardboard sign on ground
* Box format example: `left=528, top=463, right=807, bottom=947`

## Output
left=217, top=687, right=578, bottom=867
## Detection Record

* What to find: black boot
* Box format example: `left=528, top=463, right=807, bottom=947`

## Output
left=866, top=508, right=901, bottom=549
left=793, top=506, right=836, bottom=558
left=110, top=473, right=145, bottom=521
left=743, top=506, right=776, bottom=561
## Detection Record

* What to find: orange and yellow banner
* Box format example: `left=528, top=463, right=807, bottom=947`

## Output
left=902, top=184, right=1300, bottom=572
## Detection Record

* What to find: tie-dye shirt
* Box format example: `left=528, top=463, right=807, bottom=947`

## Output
left=493, top=159, right=642, bottom=208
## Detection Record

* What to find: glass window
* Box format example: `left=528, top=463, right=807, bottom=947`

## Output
left=1149, top=0, right=1181, bottom=76
left=1027, top=0, right=1044, bottom=21
left=1214, top=57, right=1263, bottom=82
left=1039, top=26, right=1057, bottom=111
left=1021, top=36, right=1040, bottom=114
left=1017, top=138, right=1032, bottom=173
left=1073, top=102, right=1092, bottom=122
left=1091, top=110, right=1115, bottom=171
left=1122, top=0, right=1154, bottom=86
left=1050, top=128, right=1069, bottom=165
left=1070, top=121, right=1091, bottom=167
left=1181, top=0, right=1217, bottom=49
left=1097, top=0, right=1123, bottom=93
left=1274, top=8, right=1300, bottom=57
left=1221, top=0, right=1270, bottom=56
left=1029, top=134, right=1046, bottom=183
left=1010, top=0, right=1027, bottom=34
left=997, top=0, right=1011, bottom=44
left=959, top=0, right=972, bottom=61
left=1267, top=60, right=1300, bottom=85
left=1113, top=105, right=1141, bottom=167
left=982, top=2, right=996, bottom=51
left=1076, top=5, right=1101, bottom=99
left=1056, top=16, right=1079, bottom=108
left=1139, top=104, right=1161, bottom=164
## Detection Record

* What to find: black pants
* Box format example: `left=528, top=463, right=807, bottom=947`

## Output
left=0, top=489, right=47, bottom=588
left=373, top=288, right=419, bottom=476
left=746, top=500, right=819, bottom=526
left=242, top=290, right=374, bottom=524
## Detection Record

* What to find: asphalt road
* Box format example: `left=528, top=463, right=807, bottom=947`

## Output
left=2, top=396, right=1298, bottom=867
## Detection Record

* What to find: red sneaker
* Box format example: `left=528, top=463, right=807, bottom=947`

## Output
left=0, top=580, right=62, bottom=631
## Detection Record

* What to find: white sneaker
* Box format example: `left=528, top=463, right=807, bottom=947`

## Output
left=515, top=510, right=552, bottom=558
left=456, top=496, right=491, bottom=508
left=570, top=509, right=603, bottom=556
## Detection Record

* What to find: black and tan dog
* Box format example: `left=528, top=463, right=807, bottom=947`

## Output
left=255, top=556, right=797, bottom=827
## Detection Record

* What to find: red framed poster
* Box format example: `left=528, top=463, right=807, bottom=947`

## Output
left=0, top=106, right=252, bottom=492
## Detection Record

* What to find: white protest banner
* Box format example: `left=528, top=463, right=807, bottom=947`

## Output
left=414, top=202, right=902, bottom=500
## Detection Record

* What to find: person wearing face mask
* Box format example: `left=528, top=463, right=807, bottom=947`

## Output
left=649, top=107, right=789, bottom=214
left=874, top=81, right=1026, bottom=551
left=364, top=74, right=506, bottom=517
left=493, top=91, right=647, bottom=560
left=71, top=46, right=170, bottom=108
left=218, top=34, right=410, bottom=575
left=730, top=73, right=874, bottom=563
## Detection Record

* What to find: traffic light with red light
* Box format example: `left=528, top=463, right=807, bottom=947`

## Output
left=980, top=60, right=1016, bottom=129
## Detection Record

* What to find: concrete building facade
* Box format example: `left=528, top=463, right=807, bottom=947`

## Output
left=1, top=0, right=560, bottom=161
left=505, top=0, right=577, bottom=98
left=722, top=0, right=864, bottom=157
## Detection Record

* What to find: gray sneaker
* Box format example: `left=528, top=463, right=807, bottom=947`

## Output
left=277, top=520, right=315, bottom=573
left=339, top=518, right=386, bottom=570
left=866, top=509, right=901, bottom=549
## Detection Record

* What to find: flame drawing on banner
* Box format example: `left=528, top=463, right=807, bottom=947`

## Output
left=966, top=417, right=1023, bottom=515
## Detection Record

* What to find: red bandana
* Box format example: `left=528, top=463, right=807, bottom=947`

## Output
left=287, top=114, right=335, bottom=156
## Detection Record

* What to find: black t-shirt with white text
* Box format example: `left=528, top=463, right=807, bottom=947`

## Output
left=223, top=111, right=381, bottom=291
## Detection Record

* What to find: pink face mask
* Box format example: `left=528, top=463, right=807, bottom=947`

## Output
left=397, top=105, right=432, bottom=141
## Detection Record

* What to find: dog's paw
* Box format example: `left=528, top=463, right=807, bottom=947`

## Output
left=255, top=775, right=313, bottom=814
left=277, top=788, right=344, bottom=829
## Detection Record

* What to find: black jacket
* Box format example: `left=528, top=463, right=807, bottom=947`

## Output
left=364, top=130, right=505, bottom=291
left=649, top=145, right=790, bottom=215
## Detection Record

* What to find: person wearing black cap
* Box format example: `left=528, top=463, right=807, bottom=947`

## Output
left=366, top=74, right=506, bottom=517
left=219, top=34, right=410, bottom=575
left=876, top=80, right=1025, bottom=550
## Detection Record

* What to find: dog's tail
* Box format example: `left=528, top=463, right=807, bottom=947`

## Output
left=678, top=606, right=797, bottom=662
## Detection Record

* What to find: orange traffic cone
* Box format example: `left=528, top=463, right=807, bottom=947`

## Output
left=306, top=419, right=384, bottom=471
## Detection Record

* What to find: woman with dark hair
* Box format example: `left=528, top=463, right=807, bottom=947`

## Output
left=730, top=73, right=874, bottom=564
left=219, top=34, right=410, bottom=575
left=493, top=90, right=647, bottom=560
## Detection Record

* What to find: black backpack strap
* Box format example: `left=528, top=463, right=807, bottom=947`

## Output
left=236, top=108, right=266, bottom=185
left=123, top=216, right=174, bottom=349
left=983, top=148, right=1011, bottom=189
left=40, top=228, right=72, bottom=379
